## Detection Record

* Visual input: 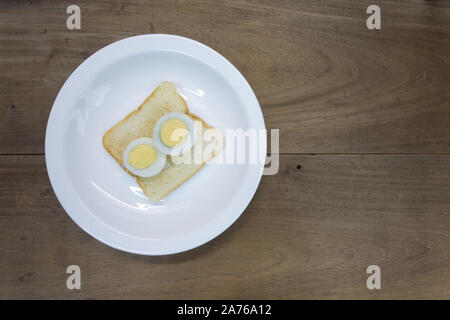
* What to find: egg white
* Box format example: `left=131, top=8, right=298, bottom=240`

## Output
left=153, top=112, right=195, bottom=156
left=123, top=137, right=167, bottom=177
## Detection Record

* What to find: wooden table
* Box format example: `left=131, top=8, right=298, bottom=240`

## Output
left=1, top=0, right=449, bottom=299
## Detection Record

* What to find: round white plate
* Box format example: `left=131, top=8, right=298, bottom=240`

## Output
left=45, top=34, right=266, bottom=255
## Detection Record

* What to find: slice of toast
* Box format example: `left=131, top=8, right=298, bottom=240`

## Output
left=103, top=81, right=222, bottom=201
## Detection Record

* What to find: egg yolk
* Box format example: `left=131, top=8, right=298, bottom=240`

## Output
left=160, top=119, right=188, bottom=147
left=128, top=144, right=157, bottom=169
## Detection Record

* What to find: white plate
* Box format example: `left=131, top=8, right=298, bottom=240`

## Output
left=45, top=34, right=266, bottom=255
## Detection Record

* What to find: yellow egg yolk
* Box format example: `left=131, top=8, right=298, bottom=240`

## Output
left=160, top=119, right=188, bottom=147
left=128, top=144, right=157, bottom=169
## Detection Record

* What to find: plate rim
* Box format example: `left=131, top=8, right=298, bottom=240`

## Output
left=45, top=34, right=266, bottom=255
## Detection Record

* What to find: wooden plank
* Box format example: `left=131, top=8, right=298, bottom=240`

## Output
left=1, top=154, right=449, bottom=299
left=0, top=0, right=449, bottom=154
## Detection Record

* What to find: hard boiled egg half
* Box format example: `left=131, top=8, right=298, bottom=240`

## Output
left=153, top=112, right=195, bottom=156
left=123, top=137, right=167, bottom=177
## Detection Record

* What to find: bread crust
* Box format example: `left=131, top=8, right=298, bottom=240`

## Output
left=102, top=82, right=221, bottom=201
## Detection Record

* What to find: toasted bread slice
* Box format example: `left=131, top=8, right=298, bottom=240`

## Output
left=103, top=81, right=222, bottom=201
left=103, top=81, right=188, bottom=165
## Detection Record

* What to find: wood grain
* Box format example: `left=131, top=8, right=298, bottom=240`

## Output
left=0, top=0, right=450, bottom=299
left=0, top=0, right=449, bottom=153
left=1, top=155, right=450, bottom=299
